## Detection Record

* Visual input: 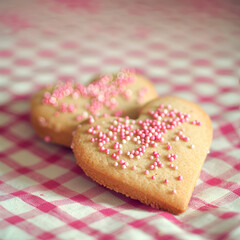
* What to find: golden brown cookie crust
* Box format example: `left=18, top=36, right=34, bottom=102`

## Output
left=73, top=96, right=212, bottom=214
left=31, top=73, right=158, bottom=147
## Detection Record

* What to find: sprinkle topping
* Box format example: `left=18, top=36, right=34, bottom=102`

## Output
left=86, top=103, right=202, bottom=195
left=42, top=69, right=139, bottom=116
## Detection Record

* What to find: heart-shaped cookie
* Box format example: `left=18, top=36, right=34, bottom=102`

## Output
left=31, top=69, right=158, bottom=147
left=73, top=96, right=212, bottom=214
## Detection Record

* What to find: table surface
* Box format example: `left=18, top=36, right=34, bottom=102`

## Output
left=0, top=0, right=240, bottom=239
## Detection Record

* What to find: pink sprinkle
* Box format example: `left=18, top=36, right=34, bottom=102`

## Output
left=152, top=142, right=157, bottom=147
left=85, top=102, right=194, bottom=178
left=68, top=104, right=75, bottom=113
left=184, top=137, right=190, bottom=142
left=144, top=170, right=149, bottom=175
left=132, top=165, right=136, bottom=170
left=44, top=136, right=50, bottom=142
left=76, top=115, right=83, bottom=121
left=150, top=165, right=155, bottom=170
left=89, top=116, right=95, bottom=124
left=167, top=143, right=172, bottom=150
left=117, top=150, right=123, bottom=155
left=95, top=125, right=101, bottom=130
left=122, top=165, right=127, bottom=169
left=49, top=96, right=56, bottom=105
left=59, top=103, right=68, bottom=112
left=178, top=175, right=183, bottom=181
left=192, top=120, right=202, bottom=126
left=120, top=159, right=125, bottom=165
left=114, top=162, right=118, bottom=167
left=72, top=91, right=79, bottom=99
left=172, top=189, right=177, bottom=194
left=164, top=179, right=169, bottom=184
left=152, top=175, right=156, bottom=180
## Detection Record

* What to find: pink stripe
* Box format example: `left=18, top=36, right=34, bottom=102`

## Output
left=16, top=40, right=35, bottom=47
left=0, top=50, right=13, bottom=57
left=37, top=50, right=57, bottom=58
left=37, top=232, right=55, bottom=240
left=61, top=41, right=79, bottom=49
left=12, top=191, right=56, bottom=213
left=148, top=43, right=167, bottom=50
left=14, top=58, right=34, bottom=66
left=5, top=215, right=24, bottom=224
left=216, top=69, right=234, bottom=75
left=220, top=212, right=238, bottom=219
left=148, top=59, right=168, bottom=66
left=42, top=180, right=60, bottom=189
left=172, top=85, right=191, bottom=91
left=99, top=208, right=118, bottom=216
left=206, top=177, right=222, bottom=186
left=233, top=188, right=240, bottom=196
left=234, top=163, right=240, bottom=171
left=170, top=68, right=191, bottom=75
left=127, top=50, right=146, bottom=57
left=0, top=68, right=11, bottom=75
left=194, top=76, right=215, bottom=83
left=69, top=220, right=88, bottom=229
left=103, top=58, right=124, bottom=65
left=192, top=59, right=212, bottom=66
left=191, top=43, right=210, bottom=50
left=80, top=66, right=101, bottom=73
left=169, top=51, right=189, bottom=58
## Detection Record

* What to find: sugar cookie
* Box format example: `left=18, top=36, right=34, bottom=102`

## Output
left=73, top=96, right=212, bottom=214
left=31, top=69, right=158, bottom=147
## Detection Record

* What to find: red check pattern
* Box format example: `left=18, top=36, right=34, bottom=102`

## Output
left=0, top=0, right=240, bottom=239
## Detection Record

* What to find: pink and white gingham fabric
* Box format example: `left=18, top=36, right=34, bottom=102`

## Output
left=0, top=0, right=240, bottom=239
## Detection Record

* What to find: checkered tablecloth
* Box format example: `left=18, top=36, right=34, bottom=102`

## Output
left=0, top=0, right=240, bottom=239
